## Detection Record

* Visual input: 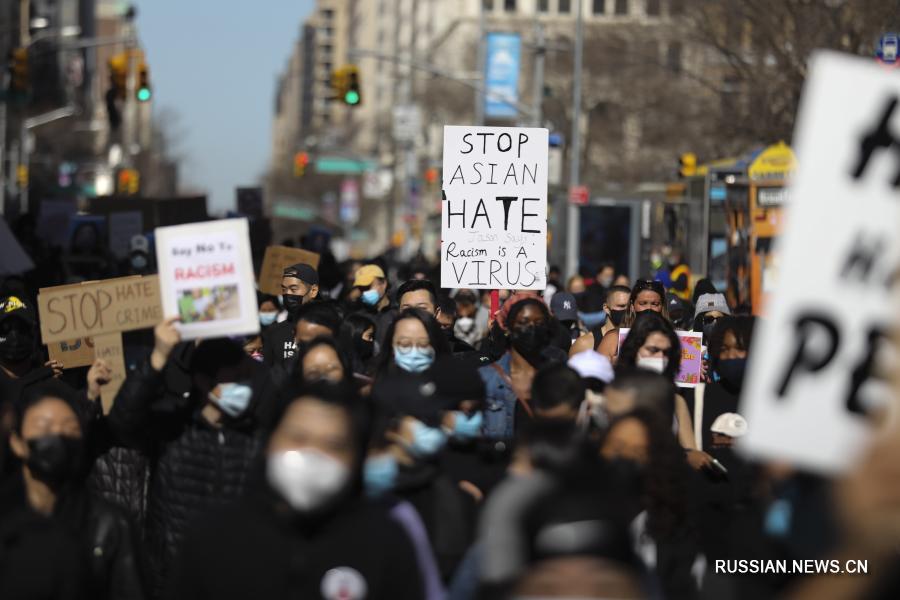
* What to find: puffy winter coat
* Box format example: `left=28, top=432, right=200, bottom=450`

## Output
left=107, top=361, right=263, bottom=598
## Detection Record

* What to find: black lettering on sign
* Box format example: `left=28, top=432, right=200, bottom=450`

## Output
left=447, top=198, right=466, bottom=228
left=472, top=199, right=491, bottom=228
left=846, top=326, right=888, bottom=417
left=777, top=313, right=840, bottom=397
left=461, top=133, right=474, bottom=154
left=840, top=233, right=886, bottom=282
left=517, top=132, right=529, bottom=159
left=496, top=197, right=517, bottom=230
left=852, top=95, right=900, bottom=187
left=521, top=197, right=541, bottom=234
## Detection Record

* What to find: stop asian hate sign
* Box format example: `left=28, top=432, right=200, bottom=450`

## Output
left=441, top=126, right=548, bottom=290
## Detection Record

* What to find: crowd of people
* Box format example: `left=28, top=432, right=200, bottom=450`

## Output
left=1, top=248, right=899, bottom=600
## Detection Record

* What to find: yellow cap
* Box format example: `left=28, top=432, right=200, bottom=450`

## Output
left=353, top=264, right=386, bottom=287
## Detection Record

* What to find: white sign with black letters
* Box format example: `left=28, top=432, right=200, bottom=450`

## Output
left=739, top=52, right=900, bottom=473
left=441, top=126, right=548, bottom=290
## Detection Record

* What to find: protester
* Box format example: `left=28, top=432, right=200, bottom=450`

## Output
left=530, top=363, right=586, bottom=422
left=1, top=380, right=144, bottom=599
left=452, top=290, right=486, bottom=348
left=353, top=263, right=394, bottom=346
left=549, top=291, right=581, bottom=345
left=374, top=308, right=449, bottom=377
left=256, top=293, right=282, bottom=330
left=261, top=263, right=319, bottom=367
left=595, top=279, right=669, bottom=362
left=692, top=292, right=731, bottom=345
left=168, top=381, right=425, bottom=599
left=0, top=296, right=64, bottom=406
left=479, top=297, right=566, bottom=440
left=107, top=319, right=267, bottom=597
left=337, top=312, right=377, bottom=379
left=297, top=336, right=351, bottom=384
left=569, top=284, right=631, bottom=357
left=668, top=249, right=692, bottom=302
left=293, top=300, right=343, bottom=350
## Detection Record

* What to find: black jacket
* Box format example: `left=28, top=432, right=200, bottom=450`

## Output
left=261, top=319, right=297, bottom=367
left=107, top=362, right=263, bottom=598
left=167, top=487, right=425, bottom=600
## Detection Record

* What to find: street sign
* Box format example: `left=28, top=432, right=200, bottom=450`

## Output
left=485, top=33, right=522, bottom=119
left=315, top=157, right=376, bottom=175
left=568, top=185, right=589, bottom=205
left=739, top=52, right=900, bottom=474
left=392, top=105, right=421, bottom=143
left=441, top=125, right=548, bottom=290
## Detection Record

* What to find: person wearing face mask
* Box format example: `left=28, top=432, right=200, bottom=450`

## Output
left=261, top=263, right=319, bottom=368
left=374, top=309, right=450, bottom=378
left=452, top=290, right=486, bottom=348
left=478, top=298, right=566, bottom=441
left=168, top=381, right=426, bottom=600
left=595, top=280, right=670, bottom=363
left=368, top=373, right=477, bottom=580
left=0, top=296, right=65, bottom=407
left=337, top=312, right=377, bottom=387
left=107, top=318, right=269, bottom=598
left=352, top=264, right=395, bottom=348
left=1, top=380, right=144, bottom=600
left=569, top=285, right=632, bottom=358
left=256, top=293, right=282, bottom=331
left=616, top=311, right=711, bottom=470
left=297, top=337, right=351, bottom=385
left=692, top=292, right=731, bottom=347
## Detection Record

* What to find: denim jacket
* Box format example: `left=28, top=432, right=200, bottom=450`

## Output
left=478, top=353, right=517, bottom=439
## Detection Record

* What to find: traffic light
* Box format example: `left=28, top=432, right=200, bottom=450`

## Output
left=116, top=168, right=140, bottom=196
left=331, top=66, right=362, bottom=106
left=108, top=53, right=127, bottom=99
left=294, top=151, right=310, bottom=177
left=678, top=152, right=697, bottom=178
left=137, top=62, right=152, bottom=102
left=8, top=47, right=29, bottom=95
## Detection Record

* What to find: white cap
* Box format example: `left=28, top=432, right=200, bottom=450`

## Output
left=710, top=412, right=748, bottom=437
left=568, top=350, right=615, bottom=384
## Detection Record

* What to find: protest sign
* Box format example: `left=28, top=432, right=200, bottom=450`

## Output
left=155, top=218, right=259, bottom=340
left=257, top=245, right=321, bottom=296
left=617, top=328, right=702, bottom=388
left=38, top=276, right=162, bottom=344
left=441, top=126, right=548, bottom=290
left=48, top=338, right=95, bottom=369
left=739, top=52, right=900, bottom=473
left=94, top=333, right=126, bottom=415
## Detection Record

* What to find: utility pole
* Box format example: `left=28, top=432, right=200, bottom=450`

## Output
left=565, top=0, right=584, bottom=279
left=17, top=0, right=30, bottom=216
left=388, top=0, right=402, bottom=250
left=405, top=0, right=418, bottom=251
left=121, top=8, right=137, bottom=168
left=475, top=1, right=486, bottom=126
left=531, top=20, right=545, bottom=128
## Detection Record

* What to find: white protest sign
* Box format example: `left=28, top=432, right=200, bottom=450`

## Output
left=739, top=52, right=900, bottom=474
left=441, top=126, right=548, bottom=290
left=155, top=218, right=259, bottom=341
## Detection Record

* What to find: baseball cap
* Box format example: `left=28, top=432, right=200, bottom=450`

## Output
left=694, top=293, right=731, bottom=320
left=353, top=264, right=386, bottom=287
left=550, top=292, right=578, bottom=322
left=710, top=412, right=748, bottom=437
left=283, top=263, right=319, bottom=286
left=0, top=296, right=36, bottom=325
left=568, top=350, right=615, bottom=384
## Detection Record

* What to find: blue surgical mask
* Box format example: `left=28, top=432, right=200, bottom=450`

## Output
left=209, top=382, right=253, bottom=417
left=364, top=454, right=399, bottom=496
left=393, top=347, right=434, bottom=373
left=361, top=288, right=381, bottom=306
left=452, top=411, right=483, bottom=440
left=410, top=421, right=448, bottom=457
left=259, top=311, right=278, bottom=327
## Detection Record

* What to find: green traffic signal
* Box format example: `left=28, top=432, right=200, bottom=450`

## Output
left=344, top=90, right=360, bottom=105
left=137, top=87, right=152, bottom=102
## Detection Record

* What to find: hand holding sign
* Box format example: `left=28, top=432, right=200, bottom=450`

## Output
left=87, top=358, right=112, bottom=403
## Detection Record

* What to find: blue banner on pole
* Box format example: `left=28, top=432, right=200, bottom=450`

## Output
left=485, top=32, right=521, bottom=118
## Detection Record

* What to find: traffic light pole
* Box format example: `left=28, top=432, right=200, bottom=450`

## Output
left=564, top=0, right=583, bottom=279
left=122, top=19, right=138, bottom=168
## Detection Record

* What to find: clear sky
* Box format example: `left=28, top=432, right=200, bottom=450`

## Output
left=133, top=0, right=315, bottom=214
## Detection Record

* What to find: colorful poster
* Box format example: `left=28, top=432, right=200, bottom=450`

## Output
left=155, top=218, right=259, bottom=341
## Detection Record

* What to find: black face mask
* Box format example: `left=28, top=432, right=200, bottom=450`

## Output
left=608, top=309, right=628, bottom=327
left=510, top=323, right=551, bottom=364
left=0, top=329, right=34, bottom=363
left=26, top=435, right=84, bottom=489
left=442, top=327, right=455, bottom=342
left=354, top=337, right=374, bottom=361
left=282, top=294, right=304, bottom=319
left=716, top=358, right=747, bottom=392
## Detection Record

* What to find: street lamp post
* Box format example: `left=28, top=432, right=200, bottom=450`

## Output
left=565, top=0, right=584, bottom=280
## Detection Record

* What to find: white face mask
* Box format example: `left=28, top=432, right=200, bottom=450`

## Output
left=455, top=317, right=475, bottom=332
left=266, top=449, right=349, bottom=512
left=637, top=356, right=667, bottom=373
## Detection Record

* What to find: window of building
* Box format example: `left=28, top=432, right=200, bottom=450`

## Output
left=558, top=0, right=571, bottom=13
left=504, top=0, right=516, bottom=12
left=537, top=0, right=549, bottom=12
left=615, top=0, right=628, bottom=15
left=646, top=0, right=660, bottom=15
left=321, top=8, right=334, bottom=19
left=593, top=0, right=606, bottom=14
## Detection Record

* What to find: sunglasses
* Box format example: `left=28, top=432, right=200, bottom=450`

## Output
left=633, top=279, right=666, bottom=296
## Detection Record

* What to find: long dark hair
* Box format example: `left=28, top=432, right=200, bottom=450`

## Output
left=602, top=408, right=691, bottom=540
left=295, top=336, right=352, bottom=385
left=337, top=312, right=376, bottom=374
left=373, top=308, right=450, bottom=375
left=708, top=316, right=755, bottom=372
left=618, top=311, right=681, bottom=381
left=624, top=279, right=669, bottom=327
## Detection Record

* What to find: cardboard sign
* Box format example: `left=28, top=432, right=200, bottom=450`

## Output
left=94, top=332, right=126, bottom=415
left=739, top=52, right=900, bottom=474
left=155, top=218, right=259, bottom=341
left=257, top=245, right=321, bottom=296
left=441, top=126, right=548, bottom=290
left=617, top=328, right=703, bottom=388
left=48, top=338, right=95, bottom=369
left=38, top=276, right=162, bottom=344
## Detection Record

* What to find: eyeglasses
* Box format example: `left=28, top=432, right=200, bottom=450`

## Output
left=633, top=279, right=666, bottom=296
left=702, top=315, right=721, bottom=326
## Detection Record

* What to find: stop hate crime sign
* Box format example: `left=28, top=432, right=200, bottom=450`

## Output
left=441, top=126, right=548, bottom=290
